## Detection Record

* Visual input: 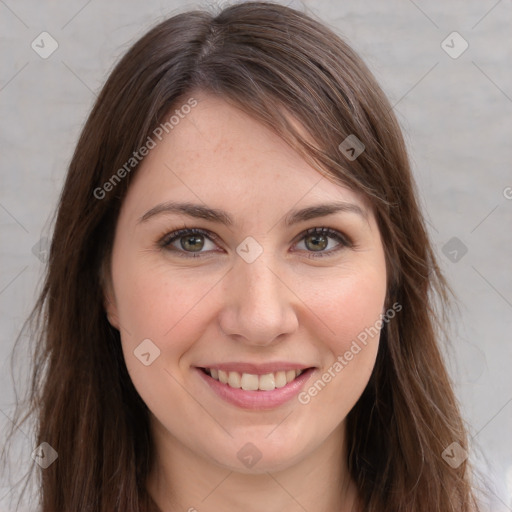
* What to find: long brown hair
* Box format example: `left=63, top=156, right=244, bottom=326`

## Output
left=4, top=2, right=480, bottom=510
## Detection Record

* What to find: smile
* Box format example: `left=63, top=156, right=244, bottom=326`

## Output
left=200, top=367, right=306, bottom=391
left=195, top=365, right=316, bottom=409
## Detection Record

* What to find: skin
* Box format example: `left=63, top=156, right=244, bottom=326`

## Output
left=104, top=91, right=388, bottom=512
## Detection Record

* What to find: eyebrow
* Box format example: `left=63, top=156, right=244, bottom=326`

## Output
left=137, top=200, right=367, bottom=226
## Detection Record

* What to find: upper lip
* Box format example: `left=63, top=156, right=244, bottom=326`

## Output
left=196, top=362, right=314, bottom=375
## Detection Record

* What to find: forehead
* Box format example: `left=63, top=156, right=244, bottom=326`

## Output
left=120, top=92, right=369, bottom=224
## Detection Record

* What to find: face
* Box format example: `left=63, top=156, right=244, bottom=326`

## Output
left=105, top=92, right=387, bottom=475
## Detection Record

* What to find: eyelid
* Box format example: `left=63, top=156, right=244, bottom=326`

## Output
left=158, top=226, right=352, bottom=258
left=158, top=227, right=221, bottom=256
left=293, top=226, right=352, bottom=247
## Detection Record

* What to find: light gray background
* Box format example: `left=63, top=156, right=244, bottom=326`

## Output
left=1, top=1, right=511, bottom=510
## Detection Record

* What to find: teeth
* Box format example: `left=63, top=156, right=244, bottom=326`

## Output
left=205, top=368, right=306, bottom=391
left=228, top=371, right=241, bottom=388
left=240, top=373, right=259, bottom=391
left=274, top=371, right=287, bottom=388
left=259, top=373, right=275, bottom=391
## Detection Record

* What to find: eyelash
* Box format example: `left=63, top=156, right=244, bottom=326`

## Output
left=157, top=226, right=352, bottom=259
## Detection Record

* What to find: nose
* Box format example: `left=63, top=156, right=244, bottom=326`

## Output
left=217, top=251, right=299, bottom=346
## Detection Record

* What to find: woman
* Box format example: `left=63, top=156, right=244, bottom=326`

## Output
left=5, top=2, right=480, bottom=511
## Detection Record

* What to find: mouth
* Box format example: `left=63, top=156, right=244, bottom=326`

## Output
left=195, top=365, right=316, bottom=409
left=198, top=367, right=308, bottom=391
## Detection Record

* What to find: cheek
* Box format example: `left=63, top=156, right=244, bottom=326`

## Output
left=295, top=265, right=387, bottom=408
left=109, top=242, right=188, bottom=349
left=112, top=257, right=214, bottom=412
left=113, top=257, right=214, bottom=349
left=303, top=264, right=387, bottom=348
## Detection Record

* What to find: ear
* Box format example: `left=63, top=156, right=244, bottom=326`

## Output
left=103, top=288, right=120, bottom=330
left=100, top=259, right=120, bottom=330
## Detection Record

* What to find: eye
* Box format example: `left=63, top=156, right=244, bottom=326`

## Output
left=158, top=226, right=351, bottom=259
left=293, top=227, right=351, bottom=258
left=159, top=228, right=219, bottom=257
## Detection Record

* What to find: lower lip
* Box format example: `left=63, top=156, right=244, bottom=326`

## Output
left=196, top=367, right=315, bottom=410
